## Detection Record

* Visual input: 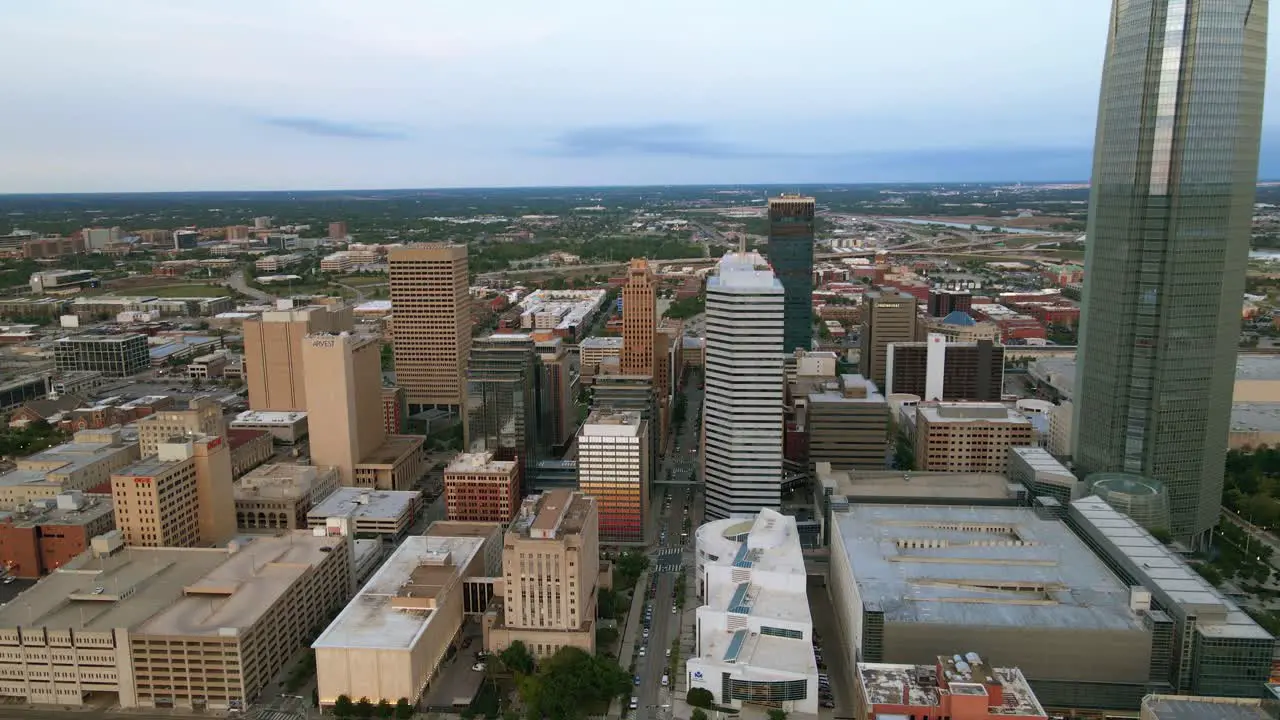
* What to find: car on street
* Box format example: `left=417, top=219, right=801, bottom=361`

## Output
left=634, top=675, right=641, bottom=686
left=472, top=663, right=486, bottom=672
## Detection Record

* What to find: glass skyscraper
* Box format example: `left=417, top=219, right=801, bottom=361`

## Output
left=1074, top=0, right=1267, bottom=544
left=767, top=195, right=816, bottom=354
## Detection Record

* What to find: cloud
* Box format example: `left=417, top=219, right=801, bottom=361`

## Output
left=262, top=116, right=408, bottom=141
left=543, top=123, right=764, bottom=159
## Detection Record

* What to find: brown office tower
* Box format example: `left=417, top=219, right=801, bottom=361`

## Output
left=302, top=333, right=388, bottom=485
left=389, top=244, right=472, bottom=413
left=806, top=374, right=890, bottom=472
left=444, top=451, right=521, bottom=523
left=927, top=288, right=972, bottom=318
left=243, top=304, right=352, bottom=412
left=137, top=396, right=227, bottom=455
left=535, top=338, right=575, bottom=452
left=860, top=289, right=918, bottom=389
left=620, top=259, right=670, bottom=442
left=328, top=221, right=348, bottom=239
left=621, top=259, right=658, bottom=378
left=885, top=334, right=1005, bottom=402
left=484, top=489, right=601, bottom=658
left=110, top=435, right=235, bottom=548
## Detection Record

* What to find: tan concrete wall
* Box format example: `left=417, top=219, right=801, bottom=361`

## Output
left=882, top=622, right=1151, bottom=684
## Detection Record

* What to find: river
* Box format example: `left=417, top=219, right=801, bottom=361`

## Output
left=882, top=218, right=1060, bottom=236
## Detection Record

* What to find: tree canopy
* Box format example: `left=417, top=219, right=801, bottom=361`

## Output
left=517, top=646, right=629, bottom=720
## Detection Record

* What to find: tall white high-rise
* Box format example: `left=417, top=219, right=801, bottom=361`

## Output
left=702, top=251, right=785, bottom=519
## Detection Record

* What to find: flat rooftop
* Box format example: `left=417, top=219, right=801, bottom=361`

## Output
left=708, top=251, right=783, bottom=292
left=509, top=489, right=592, bottom=540
left=834, top=504, right=1146, bottom=632
left=1010, top=446, right=1073, bottom=474
left=1145, top=697, right=1273, bottom=720
left=232, top=410, right=308, bottom=425
left=579, top=336, right=623, bottom=349
left=0, top=494, right=113, bottom=527
left=1034, top=355, right=1280, bottom=401
left=918, top=403, right=1030, bottom=424
left=312, top=534, right=484, bottom=651
left=818, top=466, right=1017, bottom=503
left=1, top=434, right=134, bottom=488
left=857, top=658, right=1045, bottom=717
left=234, top=463, right=337, bottom=502
left=357, top=435, right=422, bottom=466
left=0, top=533, right=342, bottom=634
left=308, top=488, right=418, bottom=521
left=1070, top=497, right=1273, bottom=641
left=445, top=452, right=517, bottom=476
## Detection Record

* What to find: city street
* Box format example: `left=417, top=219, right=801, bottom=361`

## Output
left=632, top=371, right=704, bottom=720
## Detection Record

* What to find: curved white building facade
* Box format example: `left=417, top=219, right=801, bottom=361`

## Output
left=688, top=509, right=818, bottom=715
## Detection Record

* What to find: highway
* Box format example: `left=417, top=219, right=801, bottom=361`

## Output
left=224, top=267, right=275, bottom=302
left=633, top=376, right=704, bottom=720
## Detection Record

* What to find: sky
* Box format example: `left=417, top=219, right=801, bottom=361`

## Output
left=1, top=0, right=1278, bottom=192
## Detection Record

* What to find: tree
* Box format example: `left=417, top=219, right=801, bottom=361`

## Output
left=355, top=697, right=375, bottom=718
left=691, top=710, right=709, bottom=720
left=687, top=688, right=714, bottom=709
left=394, top=698, right=414, bottom=719
left=517, top=646, right=630, bottom=720
left=334, top=695, right=355, bottom=718
left=377, top=698, right=395, bottom=718
left=500, top=640, right=536, bottom=675
left=767, top=710, right=788, bottom=720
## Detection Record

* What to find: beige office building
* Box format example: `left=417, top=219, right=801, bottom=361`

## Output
left=860, top=290, right=918, bottom=390
left=389, top=244, right=471, bottom=412
left=137, top=396, right=226, bottom=455
left=351, top=435, right=426, bottom=492
left=0, top=531, right=352, bottom=710
left=0, top=428, right=140, bottom=509
left=110, top=436, right=235, bottom=548
left=914, top=403, right=1035, bottom=473
left=233, top=463, right=341, bottom=531
left=243, top=304, right=352, bottom=412
left=484, top=490, right=601, bottom=658
left=306, top=488, right=420, bottom=543
left=923, top=315, right=1001, bottom=343
left=302, top=333, right=387, bottom=485
left=313, top=524, right=503, bottom=709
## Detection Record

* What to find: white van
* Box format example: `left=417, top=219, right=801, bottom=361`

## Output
left=661, top=674, right=670, bottom=687
left=629, top=697, right=639, bottom=710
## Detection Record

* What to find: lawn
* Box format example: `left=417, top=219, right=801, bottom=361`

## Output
left=339, top=275, right=389, bottom=287
left=137, top=283, right=233, bottom=298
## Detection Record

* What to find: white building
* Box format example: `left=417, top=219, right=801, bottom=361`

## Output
left=576, top=410, right=649, bottom=544
left=688, top=509, right=818, bottom=715
left=230, top=409, right=309, bottom=444
left=703, top=251, right=785, bottom=519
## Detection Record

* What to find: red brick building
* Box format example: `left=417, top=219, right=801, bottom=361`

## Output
left=855, top=654, right=1046, bottom=720
left=0, top=493, right=114, bottom=578
left=444, top=452, right=521, bottom=524
left=381, top=385, right=406, bottom=435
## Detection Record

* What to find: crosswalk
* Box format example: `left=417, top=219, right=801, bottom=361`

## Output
left=254, top=709, right=302, bottom=720
left=654, top=563, right=682, bottom=573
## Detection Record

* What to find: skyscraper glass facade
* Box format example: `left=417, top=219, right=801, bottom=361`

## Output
left=767, top=196, right=816, bottom=354
left=1074, top=0, right=1267, bottom=543
left=464, top=335, right=540, bottom=475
